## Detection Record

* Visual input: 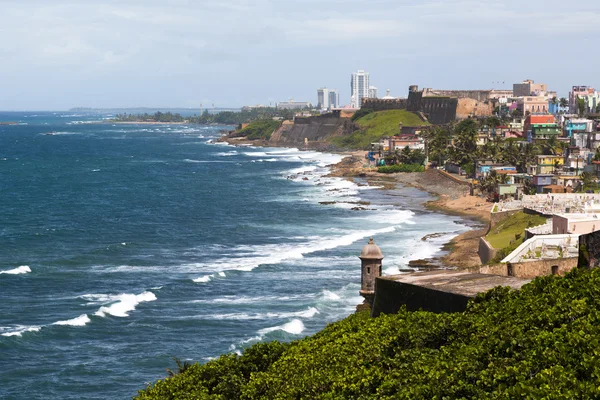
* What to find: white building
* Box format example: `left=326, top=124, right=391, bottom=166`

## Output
left=351, top=70, right=370, bottom=108
left=368, top=86, right=378, bottom=99
left=317, top=88, right=339, bottom=110
left=277, top=99, right=312, bottom=110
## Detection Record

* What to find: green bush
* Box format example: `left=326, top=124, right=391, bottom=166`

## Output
left=136, top=269, right=600, bottom=399
left=351, top=108, right=374, bottom=121
left=234, top=119, right=281, bottom=140
left=377, top=164, right=425, bottom=173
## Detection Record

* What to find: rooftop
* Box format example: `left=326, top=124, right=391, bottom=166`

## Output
left=382, top=270, right=531, bottom=298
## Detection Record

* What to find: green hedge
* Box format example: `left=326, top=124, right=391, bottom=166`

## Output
left=377, top=164, right=425, bottom=173
left=136, top=268, right=600, bottom=399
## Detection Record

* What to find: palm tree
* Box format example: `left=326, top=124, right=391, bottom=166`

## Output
left=559, top=97, right=568, bottom=112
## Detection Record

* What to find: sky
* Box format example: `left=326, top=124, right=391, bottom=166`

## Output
left=1, top=0, right=599, bottom=110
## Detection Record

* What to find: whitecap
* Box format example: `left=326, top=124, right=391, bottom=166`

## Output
left=258, top=319, right=305, bottom=335
left=94, top=291, right=157, bottom=317
left=218, top=271, right=226, bottom=277
left=193, top=275, right=212, bottom=283
left=322, top=290, right=341, bottom=301
left=0, top=265, right=31, bottom=275
left=1, top=325, right=42, bottom=337
left=53, top=314, right=91, bottom=327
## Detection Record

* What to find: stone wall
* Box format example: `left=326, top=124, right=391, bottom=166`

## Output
left=479, top=257, right=577, bottom=278
left=423, top=89, right=493, bottom=102
left=456, top=98, right=493, bottom=119
left=579, top=230, right=600, bottom=268
left=371, top=277, right=471, bottom=316
left=269, top=114, right=344, bottom=143
left=478, top=237, right=498, bottom=264
left=361, top=98, right=407, bottom=111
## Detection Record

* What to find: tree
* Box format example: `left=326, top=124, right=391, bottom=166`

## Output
left=511, top=108, right=523, bottom=118
left=560, top=97, right=569, bottom=110
left=422, top=125, right=451, bottom=167
left=577, top=97, right=586, bottom=116
left=449, top=119, right=480, bottom=177
left=580, top=172, right=595, bottom=192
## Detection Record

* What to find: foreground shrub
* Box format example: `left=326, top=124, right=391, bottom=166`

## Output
left=136, top=269, right=600, bottom=399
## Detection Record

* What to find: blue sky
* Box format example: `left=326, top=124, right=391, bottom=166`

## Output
left=1, top=0, right=598, bottom=110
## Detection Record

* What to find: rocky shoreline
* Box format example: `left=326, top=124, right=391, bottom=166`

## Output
left=220, top=134, right=490, bottom=270
left=327, top=153, right=491, bottom=270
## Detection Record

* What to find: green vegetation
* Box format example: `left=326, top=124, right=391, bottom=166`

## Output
left=137, top=268, right=600, bottom=399
left=350, top=108, right=374, bottom=121
left=378, top=164, right=425, bottom=173
left=233, top=119, right=281, bottom=140
left=485, top=211, right=547, bottom=249
left=114, top=107, right=296, bottom=125
left=330, top=110, right=429, bottom=149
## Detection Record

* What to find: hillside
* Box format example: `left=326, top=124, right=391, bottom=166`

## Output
left=331, top=110, right=429, bottom=149
left=225, top=110, right=428, bottom=150
left=136, top=268, right=600, bottom=399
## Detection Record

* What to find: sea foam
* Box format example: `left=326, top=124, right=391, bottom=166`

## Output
left=1, top=325, right=42, bottom=337
left=53, top=314, right=91, bottom=327
left=0, top=265, right=31, bottom=275
left=258, top=319, right=305, bottom=335
left=94, top=291, right=157, bottom=317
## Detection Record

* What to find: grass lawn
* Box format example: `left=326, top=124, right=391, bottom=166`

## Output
left=330, top=110, right=429, bottom=149
left=486, top=211, right=548, bottom=249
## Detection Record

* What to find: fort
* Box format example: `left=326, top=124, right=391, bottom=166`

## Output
left=361, top=85, right=497, bottom=124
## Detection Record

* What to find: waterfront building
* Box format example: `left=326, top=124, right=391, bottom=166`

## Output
left=277, top=99, right=312, bottom=110
left=351, top=70, right=370, bottom=108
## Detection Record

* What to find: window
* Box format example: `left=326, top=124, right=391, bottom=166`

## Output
left=551, top=265, right=559, bottom=275
left=367, top=267, right=371, bottom=274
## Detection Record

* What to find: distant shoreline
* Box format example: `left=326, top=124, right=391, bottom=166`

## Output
left=104, top=120, right=190, bottom=125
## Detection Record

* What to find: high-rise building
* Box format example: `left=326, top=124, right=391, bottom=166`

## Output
left=317, top=88, right=339, bottom=110
left=368, top=86, right=378, bottom=99
left=351, top=70, right=370, bottom=108
left=328, top=89, right=339, bottom=109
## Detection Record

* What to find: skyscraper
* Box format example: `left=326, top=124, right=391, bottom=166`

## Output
left=368, top=86, right=378, bottom=99
left=351, top=70, right=370, bottom=108
left=317, top=87, right=339, bottom=110
left=328, top=89, right=339, bottom=109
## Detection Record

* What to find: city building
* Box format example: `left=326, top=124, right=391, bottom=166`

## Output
left=328, top=89, right=339, bottom=109
left=316, top=88, right=339, bottom=110
left=368, top=86, right=378, bottom=99
left=513, top=79, right=549, bottom=97
left=569, top=86, right=596, bottom=114
left=351, top=70, right=370, bottom=108
left=517, top=96, right=549, bottom=115
left=276, top=99, right=312, bottom=110
left=524, top=114, right=560, bottom=141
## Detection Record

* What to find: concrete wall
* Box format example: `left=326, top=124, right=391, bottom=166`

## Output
left=478, top=237, right=498, bottom=264
left=479, top=257, right=577, bottom=278
left=371, top=277, right=470, bottom=316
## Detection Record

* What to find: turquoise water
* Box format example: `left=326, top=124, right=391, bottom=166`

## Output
left=0, top=112, right=470, bottom=399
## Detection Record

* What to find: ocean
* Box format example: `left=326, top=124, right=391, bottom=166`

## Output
left=0, top=112, right=471, bottom=399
